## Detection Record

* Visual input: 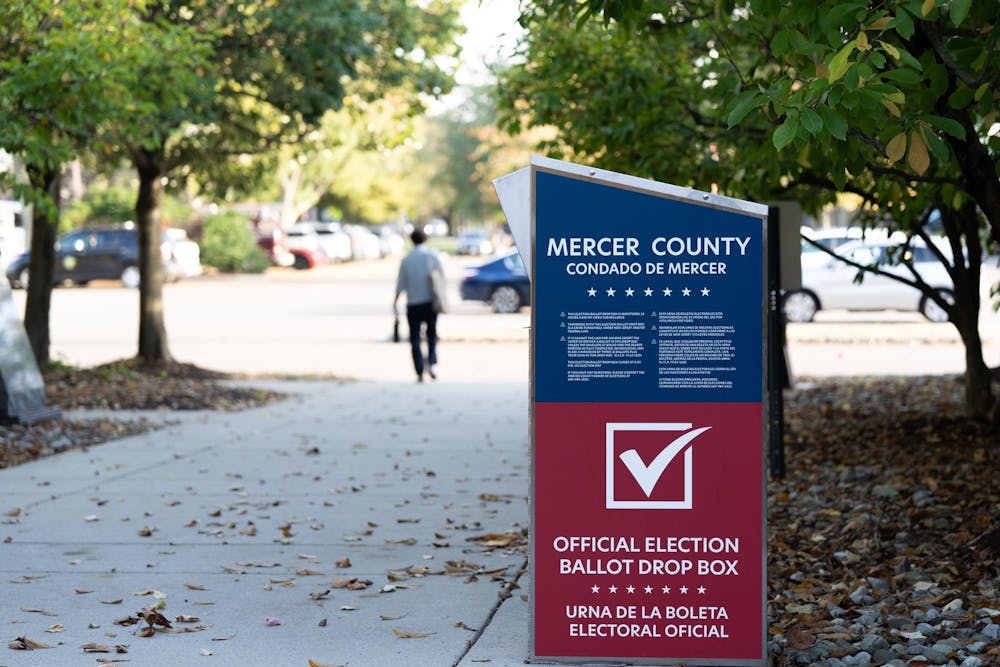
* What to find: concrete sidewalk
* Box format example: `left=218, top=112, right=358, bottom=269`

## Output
left=0, top=380, right=536, bottom=667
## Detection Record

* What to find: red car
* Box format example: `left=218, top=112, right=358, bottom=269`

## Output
left=256, top=229, right=324, bottom=270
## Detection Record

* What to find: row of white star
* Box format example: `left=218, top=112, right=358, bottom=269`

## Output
left=587, top=287, right=711, bottom=297
left=591, top=584, right=708, bottom=595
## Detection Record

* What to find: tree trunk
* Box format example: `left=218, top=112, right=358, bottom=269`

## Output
left=954, top=305, right=993, bottom=418
left=131, top=145, right=172, bottom=363
left=22, top=166, right=60, bottom=366
left=937, top=204, right=994, bottom=420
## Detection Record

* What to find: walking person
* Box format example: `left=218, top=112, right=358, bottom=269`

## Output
left=393, top=228, right=445, bottom=382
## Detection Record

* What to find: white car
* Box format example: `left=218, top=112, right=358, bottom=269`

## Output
left=456, top=231, right=494, bottom=256
left=800, top=227, right=866, bottom=270
left=344, top=225, right=382, bottom=260
left=163, top=228, right=202, bottom=278
left=284, top=223, right=323, bottom=253
left=784, top=237, right=955, bottom=323
left=306, top=221, right=352, bottom=262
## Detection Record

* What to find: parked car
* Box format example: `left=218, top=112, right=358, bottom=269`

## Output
left=162, top=227, right=202, bottom=278
left=783, top=237, right=955, bottom=323
left=5, top=224, right=189, bottom=288
left=304, top=221, right=352, bottom=263
left=282, top=223, right=328, bottom=270
left=256, top=228, right=296, bottom=268
left=374, top=225, right=405, bottom=257
left=344, top=224, right=382, bottom=260
left=460, top=251, right=530, bottom=313
left=456, top=231, right=494, bottom=256
left=800, top=226, right=867, bottom=269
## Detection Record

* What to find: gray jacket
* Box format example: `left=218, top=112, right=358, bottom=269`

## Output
left=395, top=245, right=443, bottom=306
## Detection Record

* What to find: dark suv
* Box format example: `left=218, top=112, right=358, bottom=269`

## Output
left=5, top=225, right=174, bottom=289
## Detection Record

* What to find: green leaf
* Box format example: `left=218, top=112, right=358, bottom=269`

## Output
left=922, top=114, right=965, bottom=140
left=844, top=64, right=861, bottom=92
left=927, top=64, right=949, bottom=96
left=893, top=9, right=915, bottom=39
left=773, top=117, right=799, bottom=150
left=771, top=30, right=791, bottom=57
left=948, top=85, right=974, bottom=110
left=726, top=90, right=764, bottom=127
left=920, top=0, right=935, bottom=16
left=950, top=0, right=972, bottom=26
left=819, top=106, right=848, bottom=140
left=801, top=108, right=824, bottom=135
left=881, top=68, right=921, bottom=85
left=923, top=127, right=950, bottom=162
left=885, top=90, right=906, bottom=105
left=828, top=38, right=857, bottom=82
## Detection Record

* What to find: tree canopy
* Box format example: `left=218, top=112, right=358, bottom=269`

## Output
left=114, top=0, right=463, bottom=361
left=499, top=0, right=999, bottom=419
left=0, top=1, right=194, bottom=363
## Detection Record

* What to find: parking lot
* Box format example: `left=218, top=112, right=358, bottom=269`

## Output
left=10, top=255, right=530, bottom=383
left=9, top=253, right=1000, bottom=381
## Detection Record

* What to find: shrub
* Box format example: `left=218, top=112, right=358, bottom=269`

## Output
left=199, top=213, right=269, bottom=273
left=61, top=186, right=135, bottom=232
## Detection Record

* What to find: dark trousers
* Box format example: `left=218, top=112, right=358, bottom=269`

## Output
left=406, top=302, right=438, bottom=377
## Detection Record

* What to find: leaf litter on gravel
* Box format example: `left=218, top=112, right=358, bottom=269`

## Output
left=769, top=374, right=1000, bottom=665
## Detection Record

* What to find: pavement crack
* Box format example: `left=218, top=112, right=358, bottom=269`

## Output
left=453, top=556, right=528, bottom=667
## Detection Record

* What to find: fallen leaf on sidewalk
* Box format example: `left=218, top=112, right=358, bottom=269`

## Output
left=467, top=530, right=528, bottom=551
left=20, top=608, right=56, bottom=616
left=81, top=643, right=111, bottom=653
left=8, top=636, right=53, bottom=649
left=331, top=577, right=371, bottom=590
left=392, top=628, right=433, bottom=639
left=308, top=659, right=345, bottom=667
left=132, top=589, right=166, bottom=599
left=443, top=560, right=482, bottom=575
left=236, top=561, right=280, bottom=568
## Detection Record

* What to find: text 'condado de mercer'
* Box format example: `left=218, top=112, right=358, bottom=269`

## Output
left=552, top=535, right=740, bottom=554
left=546, top=236, right=752, bottom=257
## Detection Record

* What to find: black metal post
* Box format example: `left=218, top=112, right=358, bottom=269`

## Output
left=767, top=206, right=786, bottom=479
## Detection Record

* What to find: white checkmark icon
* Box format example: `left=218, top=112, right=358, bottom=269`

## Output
left=618, top=427, right=712, bottom=497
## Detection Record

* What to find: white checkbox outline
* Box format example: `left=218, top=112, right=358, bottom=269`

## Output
left=606, top=422, right=695, bottom=510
